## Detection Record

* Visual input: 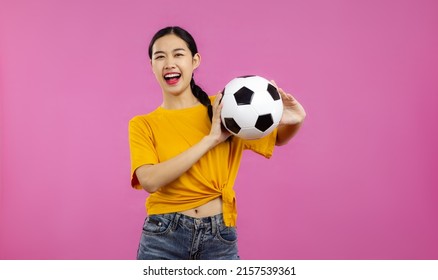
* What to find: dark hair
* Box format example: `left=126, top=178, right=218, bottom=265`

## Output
left=148, top=26, right=213, bottom=121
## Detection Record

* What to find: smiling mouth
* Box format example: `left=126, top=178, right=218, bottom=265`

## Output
left=164, top=73, right=181, bottom=85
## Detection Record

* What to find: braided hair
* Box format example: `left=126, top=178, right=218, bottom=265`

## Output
left=148, top=26, right=213, bottom=121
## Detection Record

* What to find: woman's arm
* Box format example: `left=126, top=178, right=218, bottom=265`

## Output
left=135, top=136, right=216, bottom=193
left=135, top=93, right=230, bottom=193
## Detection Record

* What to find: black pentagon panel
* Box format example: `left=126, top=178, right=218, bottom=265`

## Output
left=234, top=86, right=254, bottom=105
left=267, top=83, right=280, bottom=100
left=238, top=75, right=256, bottom=78
left=255, top=114, right=274, bottom=132
left=224, top=118, right=241, bottom=134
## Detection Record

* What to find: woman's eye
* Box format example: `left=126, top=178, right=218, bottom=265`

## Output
left=155, top=56, right=164, bottom=60
left=175, top=53, right=184, bottom=57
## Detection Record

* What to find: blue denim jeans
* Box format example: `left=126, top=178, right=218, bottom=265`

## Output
left=136, top=213, right=239, bottom=260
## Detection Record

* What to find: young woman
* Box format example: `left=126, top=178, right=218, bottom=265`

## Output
left=129, top=26, right=306, bottom=260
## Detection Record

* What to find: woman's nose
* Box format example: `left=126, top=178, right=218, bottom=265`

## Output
left=164, top=62, right=176, bottom=70
left=164, top=57, right=177, bottom=69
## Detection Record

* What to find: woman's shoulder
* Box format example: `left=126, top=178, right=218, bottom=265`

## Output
left=129, top=107, right=162, bottom=125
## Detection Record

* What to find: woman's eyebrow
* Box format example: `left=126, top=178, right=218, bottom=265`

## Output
left=153, top=48, right=186, bottom=56
left=153, top=50, right=165, bottom=56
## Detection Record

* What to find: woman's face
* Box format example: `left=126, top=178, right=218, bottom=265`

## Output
left=151, top=34, right=200, bottom=96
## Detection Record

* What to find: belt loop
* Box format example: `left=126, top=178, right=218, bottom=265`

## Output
left=172, top=213, right=181, bottom=231
left=211, top=215, right=217, bottom=236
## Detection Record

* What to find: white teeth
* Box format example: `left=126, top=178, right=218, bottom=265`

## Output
left=164, top=73, right=180, bottom=79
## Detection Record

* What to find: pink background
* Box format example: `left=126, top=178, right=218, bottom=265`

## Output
left=1, top=0, right=437, bottom=259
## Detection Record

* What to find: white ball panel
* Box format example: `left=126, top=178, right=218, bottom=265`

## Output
left=220, top=94, right=239, bottom=117
left=243, top=76, right=271, bottom=93
left=238, top=127, right=269, bottom=140
left=270, top=100, right=284, bottom=124
left=223, top=78, right=250, bottom=96
left=230, top=105, right=258, bottom=128
left=250, top=92, right=281, bottom=115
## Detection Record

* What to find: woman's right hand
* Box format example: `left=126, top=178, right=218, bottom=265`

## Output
left=208, top=92, right=231, bottom=146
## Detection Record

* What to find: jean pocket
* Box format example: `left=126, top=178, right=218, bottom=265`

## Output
left=216, top=224, right=238, bottom=244
left=142, top=215, right=172, bottom=236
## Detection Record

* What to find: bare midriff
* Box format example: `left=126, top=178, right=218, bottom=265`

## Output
left=179, top=197, right=222, bottom=218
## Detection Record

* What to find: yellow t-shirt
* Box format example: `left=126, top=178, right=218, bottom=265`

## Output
left=128, top=96, right=277, bottom=226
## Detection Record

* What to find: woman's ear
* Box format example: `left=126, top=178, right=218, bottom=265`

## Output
left=193, top=53, right=201, bottom=70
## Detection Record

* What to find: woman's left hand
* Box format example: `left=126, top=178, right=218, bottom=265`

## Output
left=271, top=81, right=306, bottom=126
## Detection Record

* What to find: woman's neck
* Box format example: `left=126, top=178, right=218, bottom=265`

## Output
left=161, top=91, right=200, bottom=109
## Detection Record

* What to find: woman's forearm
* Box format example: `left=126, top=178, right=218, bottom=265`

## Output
left=135, top=135, right=217, bottom=193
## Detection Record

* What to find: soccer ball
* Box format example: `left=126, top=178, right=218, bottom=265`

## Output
left=220, top=75, right=283, bottom=140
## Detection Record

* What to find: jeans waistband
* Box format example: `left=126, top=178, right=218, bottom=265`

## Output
left=149, top=212, right=225, bottom=235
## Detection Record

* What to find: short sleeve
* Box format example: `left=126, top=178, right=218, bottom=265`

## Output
left=241, top=128, right=278, bottom=158
left=128, top=116, right=159, bottom=189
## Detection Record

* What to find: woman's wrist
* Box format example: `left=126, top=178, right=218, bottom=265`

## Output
left=202, top=135, right=220, bottom=149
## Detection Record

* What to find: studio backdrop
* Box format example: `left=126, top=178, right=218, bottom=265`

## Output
left=1, top=0, right=437, bottom=259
